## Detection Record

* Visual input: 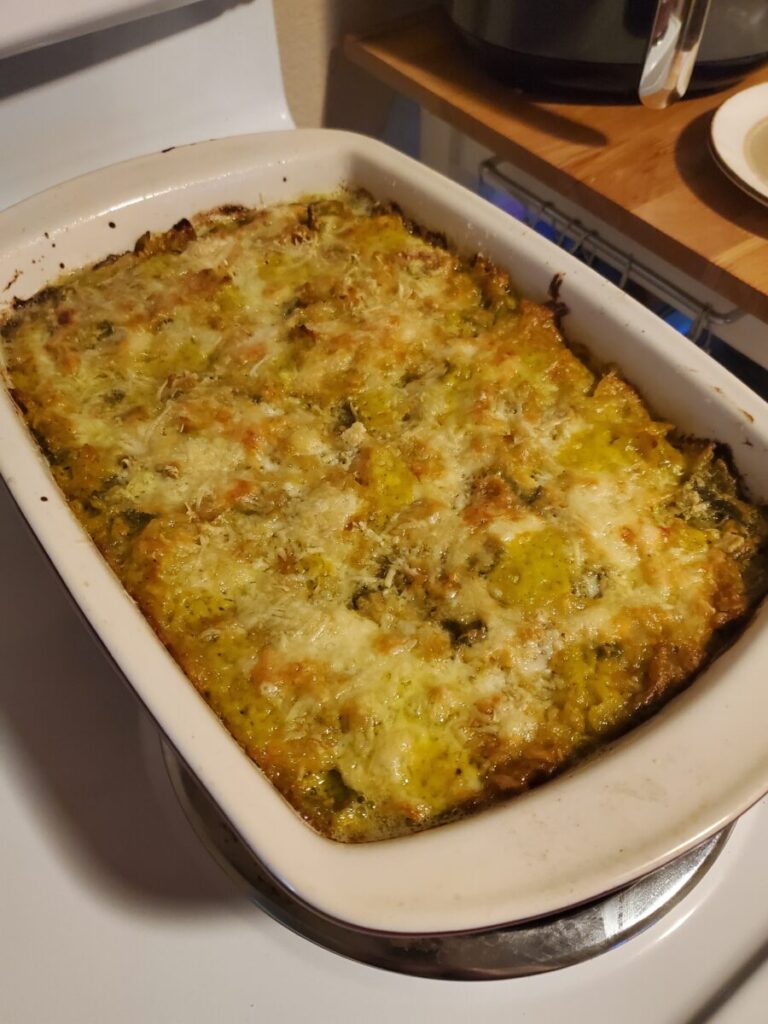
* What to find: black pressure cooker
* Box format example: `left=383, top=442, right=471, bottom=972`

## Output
left=449, top=0, right=768, bottom=105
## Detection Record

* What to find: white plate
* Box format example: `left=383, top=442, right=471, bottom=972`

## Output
left=1, top=130, right=767, bottom=935
left=710, top=82, right=768, bottom=206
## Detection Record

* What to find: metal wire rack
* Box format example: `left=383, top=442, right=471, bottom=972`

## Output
left=480, top=158, right=744, bottom=346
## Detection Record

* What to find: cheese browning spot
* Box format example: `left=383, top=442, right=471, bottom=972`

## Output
left=3, top=189, right=767, bottom=842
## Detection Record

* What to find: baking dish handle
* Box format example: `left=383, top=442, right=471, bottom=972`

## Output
left=639, top=0, right=713, bottom=108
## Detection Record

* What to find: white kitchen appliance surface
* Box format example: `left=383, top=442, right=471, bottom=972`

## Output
left=3, top=2, right=768, bottom=1019
left=2, top=127, right=767, bottom=935
left=0, top=0, right=292, bottom=212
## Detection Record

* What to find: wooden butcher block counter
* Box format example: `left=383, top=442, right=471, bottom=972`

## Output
left=345, top=9, right=768, bottom=322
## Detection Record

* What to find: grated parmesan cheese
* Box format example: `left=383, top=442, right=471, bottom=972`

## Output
left=3, top=189, right=767, bottom=841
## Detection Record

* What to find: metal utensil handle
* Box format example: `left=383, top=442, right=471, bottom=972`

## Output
left=639, top=0, right=713, bottom=108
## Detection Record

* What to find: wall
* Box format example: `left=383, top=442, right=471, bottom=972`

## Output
left=272, top=0, right=433, bottom=134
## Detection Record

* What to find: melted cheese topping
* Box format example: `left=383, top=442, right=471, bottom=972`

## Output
left=3, top=191, right=767, bottom=841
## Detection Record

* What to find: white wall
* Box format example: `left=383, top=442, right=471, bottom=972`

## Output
left=273, top=0, right=432, bottom=133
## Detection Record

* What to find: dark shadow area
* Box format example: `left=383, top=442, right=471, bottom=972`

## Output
left=674, top=111, right=768, bottom=239
left=339, top=11, right=610, bottom=148
left=0, top=480, right=245, bottom=910
left=322, top=0, right=433, bottom=139
left=0, top=0, right=245, bottom=102
left=324, top=47, right=410, bottom=140
left=686, top=930, right=768, bottom=1023
left=483, top=88, right=610, bottom=146
left=334, top=56, right=610, bottom=150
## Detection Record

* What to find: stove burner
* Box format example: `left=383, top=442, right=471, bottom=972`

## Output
left=162, top=742, right=731, bottom=980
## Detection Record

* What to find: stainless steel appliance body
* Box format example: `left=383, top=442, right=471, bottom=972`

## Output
left=449, top=0, right=768, bottom=100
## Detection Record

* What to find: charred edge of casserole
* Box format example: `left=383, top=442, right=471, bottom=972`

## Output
left=693, top=439, right=764, bottom=507
left=547, top=272, right=570, bottom=329
left=0, top=313, right=21, bottom=341
left=215, top=204, right=249, bottom=216
left=134, top=217, right=196, bottom=256
left=8, top=387, right=27, bottom=413
left=12, top=285, right=69, bottom=311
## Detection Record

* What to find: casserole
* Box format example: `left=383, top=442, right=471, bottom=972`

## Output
left=1, top=129, right=767, bottom=933
left=6, top=186, right=767, bottom=846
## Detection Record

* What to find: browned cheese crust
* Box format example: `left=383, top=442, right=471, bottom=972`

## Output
left=3, top=190, right=767, bottom=840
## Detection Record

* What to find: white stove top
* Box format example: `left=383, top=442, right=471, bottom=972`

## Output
left=2, top=3, right=768, bottom=1020
left=0, top=0, right=291, bottom=212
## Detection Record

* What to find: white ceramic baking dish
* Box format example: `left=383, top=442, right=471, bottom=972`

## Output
left=1, top=129, right=767, bottom=936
